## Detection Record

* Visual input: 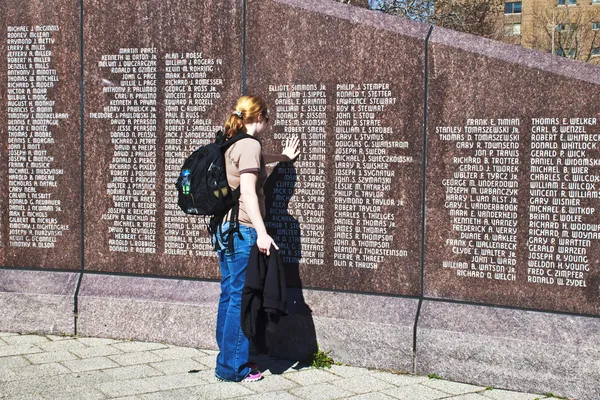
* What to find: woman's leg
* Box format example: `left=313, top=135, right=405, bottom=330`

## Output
left=216, top=249, right=229, bottom=353
left=215, top=225, right=257, bottom=382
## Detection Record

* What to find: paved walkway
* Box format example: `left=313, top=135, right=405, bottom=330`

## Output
left=0, top=332, right=560, bottom=400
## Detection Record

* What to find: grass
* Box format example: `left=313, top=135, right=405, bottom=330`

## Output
left=309, top=348, right=337, bottom=369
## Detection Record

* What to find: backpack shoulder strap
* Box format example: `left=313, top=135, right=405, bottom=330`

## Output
left=209, top=132, right=261, bottom=251
left=221, top=132, right=261, bottom=151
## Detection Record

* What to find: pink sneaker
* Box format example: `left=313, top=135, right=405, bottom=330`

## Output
left=242, top=370, right=263, bottom=382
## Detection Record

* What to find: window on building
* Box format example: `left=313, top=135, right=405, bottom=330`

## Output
left=557, top=23, right=577, bottom=32
left=558, top=0, right=577, bottom=4
left=591, top=48, right=600, bottom=57
left=592, top=0, right=600, bottom=4
left=504, top=1, right=522, bottom=14
left=504, top=23, right=522, bottom=36
left=556, top=48, right=576, bottom=58
left=592, top=22, right=600, bottom=30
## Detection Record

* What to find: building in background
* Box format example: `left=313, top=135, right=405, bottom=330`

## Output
left=502, top=0, right=600, bottom=64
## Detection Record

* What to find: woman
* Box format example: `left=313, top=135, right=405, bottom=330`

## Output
left=214, top=95, right=300, bottom=382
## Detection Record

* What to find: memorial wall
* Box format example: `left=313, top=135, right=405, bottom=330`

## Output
left=83, top=0, right=243, bottom=278
left=246, top=0, right=427, bottom=295
left=1, top=0, right=600, bottom=311
left=1, top=0, right=81, bottom=270
left=425, top=30, right=600, bottom=315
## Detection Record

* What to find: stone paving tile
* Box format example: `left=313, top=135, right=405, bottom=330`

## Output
left=108, top=397, right=143, bottom=400
left=0, top=332, right=20, bottom=337
left=193, top=353, right=217, bottom=369
left=234, top=391, right=304, bottom=400
left=102, top=364, right=164, bottom=380
left=45, top=334, right=76, bottom=341
left=37, top=339, right=88, bottom=353
left=330, top=374, right=395, bottom=394
left=24, top=350, right=80, bottom=364
left=283, top=368, right=341, bottom=386
left=150, top=346, right=203, bottom=360
left=345, top=393, right=399, bottom=400
left=236, top=374, right=299, bottom=393
left=1, top=378, right=55, bottom=397
left=328, top=365, right=376, bottom=378
left=5, top=362, right=71, bottom=382
left=70, top=344, right=124, bottom=359
left=60, top=356, right=121, bottom=373
left=3, top=373, right=113, bottom=399
left=112, top=341, right=169, bottom=353
left=482, top=389, right=549, bottom=400
left=39, top=386, right=108, bottom=400
left=369, top=371, right=430, bottom=387
left=0, top=355, right=31, bottom=368
left=149, top=358, right=207, bottom=375
left=0, top=366, right=19, bottom=382
left=196, top=348, right=212, bottom=356
left=190, top=368, right=222, bottom=384
left=108, top=351, right=164, bottom=366
left=0, top=374, right=101, bottom=399
left=138, top=388, right=207, bottom=400
left=41, top=370, right=114, bottom=388
left=96, top=378, right=161, bottom=397
left=422, top=379, right=486, bottom=395
left=381, top=384, right=449, bottom=400
left=142, top=372, right=210, bottom=390
left=448, top=394, right=490, bottom=400
left=1, top=394, right=45, bottom=400
left=76, top=337, right=123, bottom=347
left=0, top=333, right=559, bottom=400
left=2, top=334, right=50, bottom=346
left=0, top=344, right=42, bottom=357
left=289, top=382, right=355, bottom=400
left=186, top=382, right=258, bottom=399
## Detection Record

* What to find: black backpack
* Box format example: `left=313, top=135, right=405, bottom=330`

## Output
left=175, top=130, right=260, bottom=247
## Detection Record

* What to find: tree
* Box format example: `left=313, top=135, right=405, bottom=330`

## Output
left=433, top=0, right=504, bottom=39
left=371, top=0, right=434, bottom=23
left=370, top=0, right=504, bottom=40
left=526, top=5, right=600, bottom=64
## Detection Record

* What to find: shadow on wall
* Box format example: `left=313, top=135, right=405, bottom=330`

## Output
left=260, top=161, right=318, bottom=370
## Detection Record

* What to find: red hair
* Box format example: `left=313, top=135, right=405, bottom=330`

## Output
left=224, top=95, right=268, bottom=138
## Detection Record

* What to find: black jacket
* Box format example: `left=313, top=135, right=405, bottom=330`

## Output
left=241, top=244, right=287, bottom=354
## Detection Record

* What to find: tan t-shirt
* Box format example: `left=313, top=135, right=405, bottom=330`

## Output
left=224, top=137, right=267, bottom=228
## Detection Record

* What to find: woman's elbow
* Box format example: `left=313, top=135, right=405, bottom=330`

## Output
left=240, top=186, right=258, bottom=199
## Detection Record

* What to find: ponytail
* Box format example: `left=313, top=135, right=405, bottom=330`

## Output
left=224, top=113, right=246, bottom=138
left=224, top=95, right=268, bottom=138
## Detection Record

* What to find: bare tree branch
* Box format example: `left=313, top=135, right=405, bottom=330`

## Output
left=370, top=0, right=503, bottom=39
left=526, top=5, right=600, bottom=63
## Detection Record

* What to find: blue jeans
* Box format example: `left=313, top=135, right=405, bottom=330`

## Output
left=214, top=222, right=257, bottom=381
